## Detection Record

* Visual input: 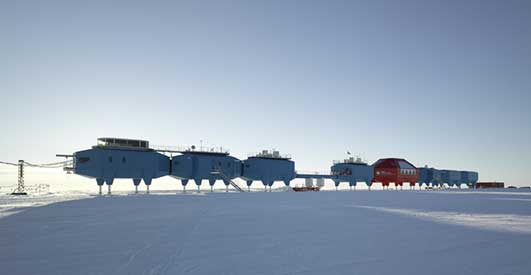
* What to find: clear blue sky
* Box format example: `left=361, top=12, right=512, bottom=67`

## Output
left=1, top=0, right=531, bottom=186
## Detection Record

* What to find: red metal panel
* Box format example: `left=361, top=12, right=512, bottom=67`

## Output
left=372, top=158, right=418, bottom=187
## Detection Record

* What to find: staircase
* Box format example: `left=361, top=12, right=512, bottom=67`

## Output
left=211, top=169, right=245, bottom=192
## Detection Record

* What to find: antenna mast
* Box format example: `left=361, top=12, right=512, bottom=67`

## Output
left=12, top=160, right=27, bottom=195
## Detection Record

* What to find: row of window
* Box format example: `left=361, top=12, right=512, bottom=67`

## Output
left=375, top=169, right=417, bottom=176
left=173, top=160, right=233, bottom=168
left=97, top=138, right=148, bottom=149
left=400, top=169, right=416, bottom=175
left=332, top=168, right=352, bottom=176
left=107, top=156, right=127, bottom=163
left=81, top=156, right=236, bottom=167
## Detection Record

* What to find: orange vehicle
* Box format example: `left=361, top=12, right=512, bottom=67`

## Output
left=292, top=186, right=321, bottom=192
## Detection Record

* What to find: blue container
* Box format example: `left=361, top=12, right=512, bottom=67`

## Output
left=74, top=147, right=169, bottom=186
left=330, top=159, right=374, bottom=187
left=418, top=167, right=433, bottom=184
left=241, top=155, right=295, bottom=187
left=170, top=151, right=241, bottom=187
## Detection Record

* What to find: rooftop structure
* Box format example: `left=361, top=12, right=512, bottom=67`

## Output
left=249, top=150, right=291, bottom=160
left=333, top=157, right=367, bottom=165
left=95, top=137, right=150, bottom=151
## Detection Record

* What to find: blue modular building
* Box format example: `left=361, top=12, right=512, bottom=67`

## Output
left=64, top=137, right=480, bottom=194
left=417, top=167, right=432, bottom=186
left=441, top=170, right=463, bottom=187
left=72, top=138, right=170, bottom=194
left=241, top=150, right=295, bottom=191
left=330, top=157, right=374, bottom=190
left=170, top=148, right=242, bottom=192
left=418, top=167, right=443, bottom=187
left=418, top=167, right=478, bottom=188
left=467, top=171, right=479, bottom=186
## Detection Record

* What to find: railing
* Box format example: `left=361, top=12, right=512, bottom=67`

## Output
left=151, top=145, right=230, bottom=154
left=97, top=138, right=149, bottom=149
left=295, top=170, right=331, bottom=175
left=211, top=169, right=245, bottom=192
left=332, top=158, right=367, bottom=165
left=248, top=151, right=291, bottom=159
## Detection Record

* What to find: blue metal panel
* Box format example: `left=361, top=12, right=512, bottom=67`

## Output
left=427, top=169, right=478, bottom=187
left=419, top=167, right=445, bottom=186
left=170, top=155, right=194, bottom=179
left=241, top=157, right=295, bottom=186
left=449, top=170, right=462, bottom=186
left=460, top=171, right=470, bottom=184
left=418, top=167, right=431, bottom=184
left=170, top=152, right=241, bottom=183
left=73, top=147, right=169, bottom=184
left=431, top=169, right=442, bottom=186
left=440, top=169, right=465, bottom=186
left=468, top=171, right=479, bottom=184
left=330, top=163, right=374, bottom=186
left=440, top=170, right=450, bottom=185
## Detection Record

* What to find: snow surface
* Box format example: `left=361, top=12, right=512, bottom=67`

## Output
left=1, top=190, right=531, bottom=275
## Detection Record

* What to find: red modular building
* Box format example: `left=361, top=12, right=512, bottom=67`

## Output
left=372, top=158, right=418, bottom=187
left=476, top=182, right=504, bottom=189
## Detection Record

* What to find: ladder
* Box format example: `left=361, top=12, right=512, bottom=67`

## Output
left=211, top=169, right=245, bottom=192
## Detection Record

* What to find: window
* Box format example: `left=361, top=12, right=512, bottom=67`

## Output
left=174, top=161, right=180, bottom=165
left=78, top=157, right=90, bottom=163
left=115, top=139, right=127, bottom=145
left=128, top=140, right=140, bottom=147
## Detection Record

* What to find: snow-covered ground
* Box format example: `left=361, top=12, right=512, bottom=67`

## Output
left=1, top=190, right=531, bottom=274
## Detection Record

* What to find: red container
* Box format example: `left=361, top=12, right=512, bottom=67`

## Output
left=476, top=182, right=504, bottom=189
left=372, top=158, right=418, bottom=187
